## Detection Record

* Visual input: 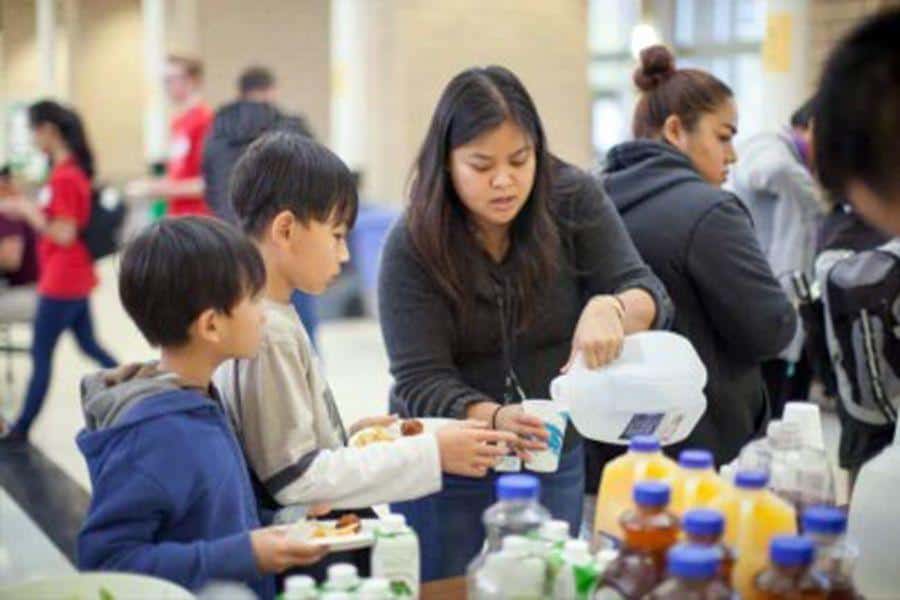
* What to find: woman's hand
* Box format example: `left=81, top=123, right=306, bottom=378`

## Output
left=562, top=295, right=625, bottom=372
left=493, top=404, right=548, bottom=462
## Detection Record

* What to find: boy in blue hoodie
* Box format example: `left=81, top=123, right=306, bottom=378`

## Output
left=76, top=217, right=327, bottom=598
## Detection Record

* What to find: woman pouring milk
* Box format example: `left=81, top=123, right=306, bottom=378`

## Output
left=377, top=65, right=673, bottom=581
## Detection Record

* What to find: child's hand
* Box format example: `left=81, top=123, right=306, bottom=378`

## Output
left=349, top=414, right=398, bottom=436
left=250, top=526, right=328, bottom=573
left=436, top=426, right=519, bottom=478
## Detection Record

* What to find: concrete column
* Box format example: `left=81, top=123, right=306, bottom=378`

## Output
left=762, top=0, right=812, bottom=129
left=142, top=0, right=167, bottom=162
left=343, top=0, right=592, bottom=204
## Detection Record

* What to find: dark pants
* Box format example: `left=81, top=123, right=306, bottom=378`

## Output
left=392, top=441, right=585, bottom=582
left=761, top=354, right=813, bottom=419
left=11, top=296, right=116, bottom=435
left=290, top=290, right=319, bottom=348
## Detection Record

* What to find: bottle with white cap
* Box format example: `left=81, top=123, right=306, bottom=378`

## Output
left=283, top=574, right=318, bottom=600
left=370, top=513, right=419, bottom=598
left=357, top=577, right=393, bottom=600
left=323, top=563, right=360, bottom=594
left=551, top=539, right=599, bottom=600
left=471, top=535, right=546, bottom=600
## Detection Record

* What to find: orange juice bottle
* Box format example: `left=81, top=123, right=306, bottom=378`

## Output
left=711, top=470, right=797, bottom=598
left=595, top=435, right=678, bottom=543
left=670, top=450, right=727, bottom=517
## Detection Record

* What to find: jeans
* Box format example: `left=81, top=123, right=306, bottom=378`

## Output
left=12, top=296, right=117, bottom=435
left=392, top=441, right=585, bottom=581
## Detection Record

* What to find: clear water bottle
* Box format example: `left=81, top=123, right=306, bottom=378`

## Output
left=283, top=575, right=319, bottom=600
left=769, top=421, right=835, bottom=513
left=466, top=474, right=550, bottom=599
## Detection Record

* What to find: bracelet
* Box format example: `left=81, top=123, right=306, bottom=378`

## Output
left=612, top=295, right=627, bottom=322
left=490, top=404, right=505, bottom=430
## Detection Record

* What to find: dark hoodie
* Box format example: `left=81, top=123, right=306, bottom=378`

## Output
left=76, top=363, right=274, bottom=599
left=202, top=100, right=313, bottom=224
left=602, top=140, right=797, bottom=468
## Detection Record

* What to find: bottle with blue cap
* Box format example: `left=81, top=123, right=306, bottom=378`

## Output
left=594, top=435, right=678, bottom=543
left=682, top=509, right=735, bottom=583
left=711, top=470, right=796, bottom=599
left=466, top=475, right=550, bottom=599
left=754, top=535, right=829, bottom=599
left=594, top=481, right=679, bottom=599
left=802, top=506, right=858, bottom=599
left=670, top=449, right=727, bottom=517
left=646, top=544, right=733, bottom=599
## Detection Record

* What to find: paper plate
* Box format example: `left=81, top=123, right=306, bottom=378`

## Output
left=290, top=518, right=378, bottom=552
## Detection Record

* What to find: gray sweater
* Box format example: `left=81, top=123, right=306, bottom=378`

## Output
left=377, top=164, right=673, bottom=449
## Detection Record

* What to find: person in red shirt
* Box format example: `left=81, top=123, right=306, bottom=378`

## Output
left=0, top=101, right=116, bottom=442
left=127, top=55, right=213, bottom=216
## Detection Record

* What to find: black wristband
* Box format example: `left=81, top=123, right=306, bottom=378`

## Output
left=491, top=404, right=505, bottom=430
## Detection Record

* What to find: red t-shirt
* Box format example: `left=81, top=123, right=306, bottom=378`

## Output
left=37, top=159, right=97, bottom=299
left=167, top=102, right=213, bottom=216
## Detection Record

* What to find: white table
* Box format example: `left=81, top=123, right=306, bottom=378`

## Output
left=0, top=487, right=75, bottom=586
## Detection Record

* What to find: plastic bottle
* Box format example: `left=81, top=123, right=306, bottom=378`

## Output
left=802, top=507, right=859, bottom=599
left=467, top=475, right=550, bottom=599
left=646, top=544, right=733, bottom=599
left=848, top=421, right=900, bottom=599
left=538, top=520, right=571, bottom=594
left=594, top=481, right=680, bottom=599
left=371, top=513, right=419, bottom=598
left=769, top=422, right=836, bottom=515
left=357, top=578, right=392, bottom=600
left=681, top=509, right=735, bottom=584
left=552, top=539, right=599, bottom=600
left=753, top=536, right=828, bottom=599
left=710, top=470, right=797, bottom=598
left=323, top=563, right=361, bottom=595
left=670, top=449, right=727, bottom=517
left=471, top=535, right=546, bottom=600
left=594, top=435, right=678, bottom=543
left=283, top=575, right=319, bottom=600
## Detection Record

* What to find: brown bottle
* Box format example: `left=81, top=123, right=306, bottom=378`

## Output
left=753, top=536, right=828, bottom=600
left=682, top=508, right=735, bottom=585
left=647, top=544, right=733, bottom=599
left=595, top=481, right=679, bottom=599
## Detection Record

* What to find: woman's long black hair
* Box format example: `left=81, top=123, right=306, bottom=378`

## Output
left=29, top=100, right=95, bottom=180
left=406, top=66, right=560, bottom=328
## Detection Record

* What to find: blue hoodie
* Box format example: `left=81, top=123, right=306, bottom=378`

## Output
left=76, top=363, right=275, bottom=599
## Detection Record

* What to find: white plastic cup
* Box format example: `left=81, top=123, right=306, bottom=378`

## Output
left=783, top=402, right=826, bottom=451
left=522, top=399, right=568, bottom=473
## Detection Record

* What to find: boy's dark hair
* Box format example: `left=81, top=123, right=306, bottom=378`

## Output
left=815, top=8, right=900, bottom=200
left=168, top=54, right=204, bottom=81
left=790, top=96, right=817, bottom=129
left=239, top=66, right=276, bottom=97
left=230, top=131, right=358, bottom=237
left=119, top=217, right=265, bottom=348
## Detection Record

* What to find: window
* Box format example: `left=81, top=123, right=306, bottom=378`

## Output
left=589, top=0, right=765, bottom=162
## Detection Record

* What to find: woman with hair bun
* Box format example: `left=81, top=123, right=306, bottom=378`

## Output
left=588, top=46, right=797, bottom=487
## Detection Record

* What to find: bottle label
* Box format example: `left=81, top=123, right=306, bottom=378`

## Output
left=494, top=454, right=522, bottom=472
left=372, top=536, right=419, bottom=597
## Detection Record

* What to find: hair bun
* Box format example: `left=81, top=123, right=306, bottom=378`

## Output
left=633, top=45, right=676, bottom=92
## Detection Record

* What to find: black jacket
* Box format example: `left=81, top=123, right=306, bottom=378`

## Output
left=602, top=140, right=797, bottom=468
left=202, top=101, right=313, bottom=224
left=378, top=163, right=673, bottom=451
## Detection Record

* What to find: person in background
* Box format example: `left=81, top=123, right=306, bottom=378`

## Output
left=127, top=55, right=213, bottom=216
left=0, top=101, right=117, bottom=443
left=728, top=97, right=824, bottom=416
left=600, top=46, right=796, bottom=481
left=814, top=8, right=900, bottom=235
left=378, top=66, right=672, bottom=580
left=203, top=65, right=319, bottom=344
left=0, top=166, right=39, bottom=322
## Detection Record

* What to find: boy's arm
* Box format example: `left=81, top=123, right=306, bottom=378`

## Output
left=233, top=337, right=442, bottom=509
left=78, top=462, right=261, bottom=590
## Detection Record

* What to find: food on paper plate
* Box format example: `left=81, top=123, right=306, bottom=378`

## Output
left=349, top=425, right=398, bottom=447
left=400, top=418, right=424, bottom=436
left=309, top=513, right=362, bottom=538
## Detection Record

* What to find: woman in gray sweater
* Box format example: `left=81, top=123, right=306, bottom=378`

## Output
left=378, top=66, right=673, bottom=580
